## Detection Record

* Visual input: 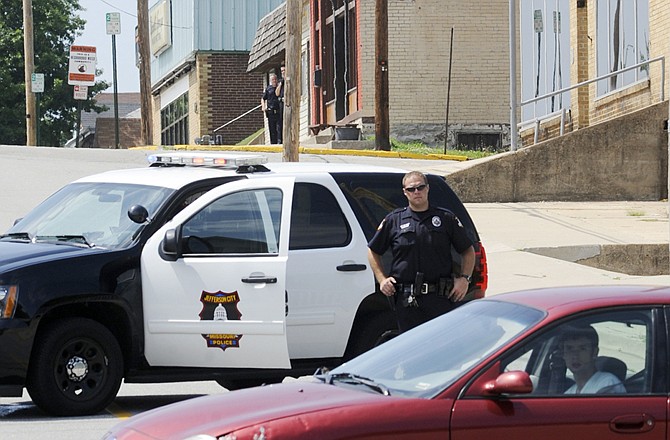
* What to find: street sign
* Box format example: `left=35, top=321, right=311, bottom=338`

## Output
left=68, top=45, right=97, bottom=86
left=31, top=73, right=44, bottom=93
left=74, top=85, right=88, bottom=100
left=106, top=12, right=121, bottom=35
left=534, top=10, right=543, bottom=33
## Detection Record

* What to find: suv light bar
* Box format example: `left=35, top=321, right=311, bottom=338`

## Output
left=148, top=152, right=268, bottom=168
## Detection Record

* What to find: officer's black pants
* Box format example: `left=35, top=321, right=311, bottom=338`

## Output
left=266, top=111, right=282, bottom=144
left=396, top=293, right=456, bottom=333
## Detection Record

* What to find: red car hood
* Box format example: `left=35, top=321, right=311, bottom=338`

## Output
left=107, top=381, right=404, bottom=439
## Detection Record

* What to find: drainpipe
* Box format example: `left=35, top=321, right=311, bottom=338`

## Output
left=509, top=0, right=518, bottom=151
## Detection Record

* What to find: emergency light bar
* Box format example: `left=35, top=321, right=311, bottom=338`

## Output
left=148, top=152, right=268, bottom=168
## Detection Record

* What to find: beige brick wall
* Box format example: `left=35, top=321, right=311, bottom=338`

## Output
left=649, top=0, right=670, bottom=105
left=358, top=0, right=513, bottom=127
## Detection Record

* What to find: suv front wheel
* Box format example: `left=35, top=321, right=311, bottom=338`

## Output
left=26, top=317, right=124, bottom=416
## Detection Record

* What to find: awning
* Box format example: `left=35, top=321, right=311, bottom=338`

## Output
left=247, top=2, right=286, bottom=73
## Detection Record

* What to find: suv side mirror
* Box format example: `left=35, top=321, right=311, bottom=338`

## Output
left=160, top=228, right=182, bottom=261
left=128, top=205, right=150, bottom=224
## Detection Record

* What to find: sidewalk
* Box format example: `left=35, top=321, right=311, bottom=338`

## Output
left=467, top=201, right=670, bottom=295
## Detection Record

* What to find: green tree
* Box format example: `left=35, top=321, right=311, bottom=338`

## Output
left=0, top=0, right=109, bottom=146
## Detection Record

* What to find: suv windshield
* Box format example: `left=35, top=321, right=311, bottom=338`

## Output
left=325, top=300, right=545, bottom=398
left=3, top=182, right=173, bottom=249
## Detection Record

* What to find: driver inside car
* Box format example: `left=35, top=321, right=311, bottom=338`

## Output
left=560, top=325, right=626, bottom=394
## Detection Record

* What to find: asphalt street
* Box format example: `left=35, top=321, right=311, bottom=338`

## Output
left=1, top=144, right=669, bottom=439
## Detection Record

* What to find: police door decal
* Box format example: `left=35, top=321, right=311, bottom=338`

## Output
left=199, top=290, right=242, bottom=350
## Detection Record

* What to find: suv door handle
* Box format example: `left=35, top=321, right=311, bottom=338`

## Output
left=336, top=264, right=367, bottom=272
left=242, top=276, right=277, bottom=284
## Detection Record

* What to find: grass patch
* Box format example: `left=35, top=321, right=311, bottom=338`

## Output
left=627, top=210, right=646, bottom=217
left=389, top=139, right=496, bottom=160
left=237, top=128, right=264, bottom=145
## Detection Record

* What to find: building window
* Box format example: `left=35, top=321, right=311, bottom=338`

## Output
left=161, top=93, right=189, bottom=145
left=456, top=132, right=502, bottom=152
left=596, top=0, right=649, bottom=96
left=519, top=1, right=571, bottom=123
left=321, top=0, right=357, bottom=121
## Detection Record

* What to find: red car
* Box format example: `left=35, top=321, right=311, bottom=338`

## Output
left=103, top=285, right=669, bottom=439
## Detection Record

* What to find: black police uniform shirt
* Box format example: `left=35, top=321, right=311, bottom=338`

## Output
left=368, top=206, right=473, bottom=284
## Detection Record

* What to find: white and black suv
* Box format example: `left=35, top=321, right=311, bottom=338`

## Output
left=0, top=152, right=487, bottom=416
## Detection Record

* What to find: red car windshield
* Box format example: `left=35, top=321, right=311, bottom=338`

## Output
left=328, top=300, right=545, bottom=398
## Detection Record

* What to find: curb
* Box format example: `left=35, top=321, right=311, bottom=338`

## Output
left=130, top=144, right=469, bottom=162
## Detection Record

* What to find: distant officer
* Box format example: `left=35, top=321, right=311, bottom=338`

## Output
left=261, top=74, right=282, bottom=144
left=368, top=171, right=475, bottom=332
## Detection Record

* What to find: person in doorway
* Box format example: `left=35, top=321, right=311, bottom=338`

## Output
left=261, top=73, right=282, bottom=144
left=367, top=171, right=475, bottom=333
left=560, top=325, right=626, bottom=394
left=275, top=63, right=285, bottom=142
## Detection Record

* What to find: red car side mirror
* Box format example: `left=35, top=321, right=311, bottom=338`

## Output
left=483, top=370, right=533, bottom=395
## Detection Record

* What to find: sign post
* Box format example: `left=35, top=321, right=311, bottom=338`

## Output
left=107, top=12, right=121, bottom=148
left=31, top=73, right=44, bottom=146
left=73, top=85, right=88, bottom=148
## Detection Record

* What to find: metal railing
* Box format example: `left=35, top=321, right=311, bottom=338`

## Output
left=212, top=104, right=261, bottom=133
left=518, top=56, right=665, bottom=145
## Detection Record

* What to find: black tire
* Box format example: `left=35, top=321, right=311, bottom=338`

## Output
left=215, top=378, right=275, bottom=390
left=26, top=318, right=123, bottom=416
left=345, top=313, right=398, bottom=360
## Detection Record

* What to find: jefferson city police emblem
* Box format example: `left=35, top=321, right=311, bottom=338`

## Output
left=432, top=216, right=441, bottom=227
left=199, top=290, right=243, bottom=351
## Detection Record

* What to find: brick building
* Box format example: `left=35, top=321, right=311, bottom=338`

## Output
left=249, top=1, right=514, bottom=149
left=70, top=92, right=142, bottom=149
left=148, top=0, right=284, bottom=146
left=519, top=0, right=670, bottom=146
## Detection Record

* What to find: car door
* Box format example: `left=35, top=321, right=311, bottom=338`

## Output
left=141, top=178, right=293, bottom=369
left=451, top=308, right=667, bottom=440
left=285, top=177, right=375, bottom=358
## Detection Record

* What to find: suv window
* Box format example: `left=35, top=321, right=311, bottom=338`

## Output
left=181, top=188, right=282, bottom=254
left=289, top=183, right=351, bottom=250
left=332, top=173, right=478, bottom=243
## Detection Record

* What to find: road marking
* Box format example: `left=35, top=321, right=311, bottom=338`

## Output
left=106, top=402, right=133, bottom=419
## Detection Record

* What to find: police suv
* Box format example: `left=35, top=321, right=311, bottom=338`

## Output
left=0, top=152, right=487, bottom=416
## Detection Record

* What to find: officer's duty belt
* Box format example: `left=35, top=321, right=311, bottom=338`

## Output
left=396, top=283, right=439, bottom=295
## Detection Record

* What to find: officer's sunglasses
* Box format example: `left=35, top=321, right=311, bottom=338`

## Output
left=404, top=184, right=427, bottom=193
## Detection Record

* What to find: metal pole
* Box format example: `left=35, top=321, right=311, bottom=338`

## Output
left=36, top=92, right=40, bottom=146
left=444, top=27, right=454, bottom=155
left=112, top=34, right=120, bottom=148
left=509, top=0, right=518, bottom=151
left=75, top=101, right=82, bottom=148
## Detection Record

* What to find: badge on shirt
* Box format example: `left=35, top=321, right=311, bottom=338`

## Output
left=432, top=216, right=441, bottom=227
left=400, top=222, right=410, bottom=229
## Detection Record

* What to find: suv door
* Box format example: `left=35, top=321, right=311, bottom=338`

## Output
left=284, top=177, right=374, bottom=358
left=141, top=178, right=293, bottom=369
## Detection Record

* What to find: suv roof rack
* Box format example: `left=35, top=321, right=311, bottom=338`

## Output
left=148, top=152, right=269, bottom=171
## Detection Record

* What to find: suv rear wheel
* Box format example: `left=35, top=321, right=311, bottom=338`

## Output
left=345, top=313, right=398, bottom=360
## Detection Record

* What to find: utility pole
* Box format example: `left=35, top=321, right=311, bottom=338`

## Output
left=137, top=0, right=153, bottom=146
left=23, top=0, right=36, bottom=146
left=283, top=0, right=301, bottom=162
left=375, top=0, right=390, bottom=150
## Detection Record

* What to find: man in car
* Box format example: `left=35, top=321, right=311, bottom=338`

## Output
left=561, top=325, right=626, bottom=394
left=367, top=171, right=475, bottom=332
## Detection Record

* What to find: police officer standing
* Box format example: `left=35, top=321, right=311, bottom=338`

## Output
left=261, top=74, right=282, bottom=144
left=367, top=171, right=475, bottom=333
